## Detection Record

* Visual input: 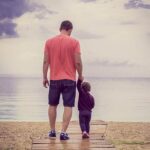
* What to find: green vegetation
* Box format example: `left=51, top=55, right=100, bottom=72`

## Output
left=111, top=140, right=150, bottom=145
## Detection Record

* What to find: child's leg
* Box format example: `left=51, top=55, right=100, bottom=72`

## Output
left=85, top=112, right=91, bottom=134
left=79, top=111, right=86, bottom=133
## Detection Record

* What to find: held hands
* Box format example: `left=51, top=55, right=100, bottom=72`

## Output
left=78, top=75, right=84, bottom=81
left=43, top=79, right=49, bottom=88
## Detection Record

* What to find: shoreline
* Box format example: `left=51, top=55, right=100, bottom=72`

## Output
left=0, top=120, right=150, bottom=123
left=0, top=121, right=150, bottom=150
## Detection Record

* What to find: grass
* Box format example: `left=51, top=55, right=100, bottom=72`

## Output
left=111, top=140, right=150, bottom=145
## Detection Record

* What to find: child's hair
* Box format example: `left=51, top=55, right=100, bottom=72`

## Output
left=81, top=81, right=91, bottom=92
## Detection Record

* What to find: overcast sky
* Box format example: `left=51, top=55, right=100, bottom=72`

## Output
left=0, top=0, right=150, bottom=77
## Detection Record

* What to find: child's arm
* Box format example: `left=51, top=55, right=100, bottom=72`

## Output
left=91, top=96, right=95, bottom=109
left=77, top=79, right=83, bottom=92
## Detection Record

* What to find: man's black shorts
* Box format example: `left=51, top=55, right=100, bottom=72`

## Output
left=48, top=79, right=76, bottom=107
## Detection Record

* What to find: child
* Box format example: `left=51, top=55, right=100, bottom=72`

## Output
left=77, top=78, right=95, bottom=139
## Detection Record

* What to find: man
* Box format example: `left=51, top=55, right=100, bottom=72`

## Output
left=43, top=20, right=83, bottom=140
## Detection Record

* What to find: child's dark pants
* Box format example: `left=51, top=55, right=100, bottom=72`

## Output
left=79, top=110, right=91, bottom=133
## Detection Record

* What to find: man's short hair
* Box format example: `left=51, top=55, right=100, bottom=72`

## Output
left=60, top=20, right=73, bottom=31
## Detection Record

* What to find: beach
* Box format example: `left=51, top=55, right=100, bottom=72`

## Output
left=0, top=121, right=150, bottom=150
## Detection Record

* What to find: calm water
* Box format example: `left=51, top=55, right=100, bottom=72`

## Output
left=0, top=77, right=150, bottom=122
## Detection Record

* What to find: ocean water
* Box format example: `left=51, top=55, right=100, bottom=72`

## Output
left=0, top=77, right=150, bottom=122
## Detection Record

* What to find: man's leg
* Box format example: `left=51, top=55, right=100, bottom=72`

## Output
left=61, top=106, right=72, bottom=132
left=48, top=105, right=57, bottom=130
left=60, top=79, right=76, bottom=140
left=61, top=80, right=76, bottom=132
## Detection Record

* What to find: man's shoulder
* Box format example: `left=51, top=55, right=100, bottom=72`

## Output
left=69, top=36, right=79, bottom=43
left=46, top=35, right=59, bottom=42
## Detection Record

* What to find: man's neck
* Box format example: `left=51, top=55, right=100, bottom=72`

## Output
left=60, top=30, right=70, bottom=36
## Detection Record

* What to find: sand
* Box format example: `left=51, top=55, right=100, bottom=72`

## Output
left=0, top=121, right=150, bottom=150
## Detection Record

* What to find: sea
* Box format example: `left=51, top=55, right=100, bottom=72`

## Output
left=0, top=76, right=150, bottom=122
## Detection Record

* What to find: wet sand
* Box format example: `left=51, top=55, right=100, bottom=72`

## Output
left=0, top=121, right=150, bottom=150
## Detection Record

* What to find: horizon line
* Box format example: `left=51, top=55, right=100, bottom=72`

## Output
left=0, top=74, right=150, bottom=79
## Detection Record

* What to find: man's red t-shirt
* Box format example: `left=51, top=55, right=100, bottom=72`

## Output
left=44, top=34, right=80, bottom=81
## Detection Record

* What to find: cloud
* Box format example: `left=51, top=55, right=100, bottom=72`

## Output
left=86, top=60, right=135, bottom=67
left=35, top=9, right=57, bottom=20
left=0, top=0, right=28, bottom=20
left=80, top=0, right=97, bottom=3
left=74, top=30, right=104, bottom=39
left=0, top=19, right=18, bottom=38
left=125, top=0, right=150, bottom=9
left=120, top=21, right=137, bottom=25
left=0, top=0, right=56, bottom=38
left=29, top=2, right=57, bottom=15
left=147, top=32, right=150, bottom=36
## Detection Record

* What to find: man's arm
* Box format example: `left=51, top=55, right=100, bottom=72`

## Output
left=75, top=53, right=83, bottom=80
left=43, top=50, right=49, bottom=88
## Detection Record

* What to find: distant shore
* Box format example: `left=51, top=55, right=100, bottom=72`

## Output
left=0, top=121, right=150, bottom=150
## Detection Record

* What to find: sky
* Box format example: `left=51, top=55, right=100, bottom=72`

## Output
left=0, top=0, right=150, bottom=78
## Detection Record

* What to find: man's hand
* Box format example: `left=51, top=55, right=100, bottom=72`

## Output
left=43, top=79, right=49, bottom=88
left=78, top=76, right=84, bottom=81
